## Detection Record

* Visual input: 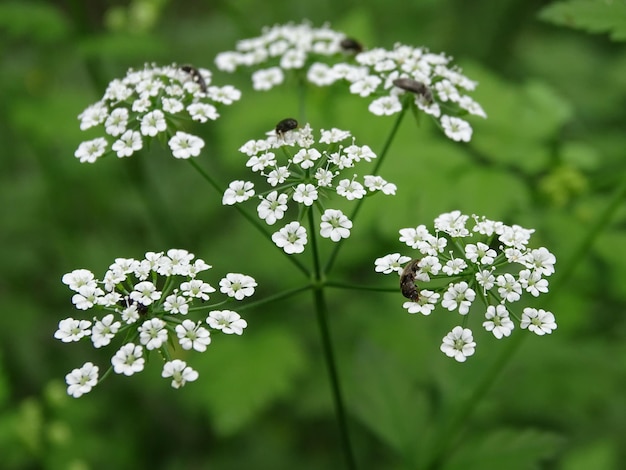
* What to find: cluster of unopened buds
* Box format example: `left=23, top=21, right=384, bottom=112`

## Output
left=55, top=249, right=256, bottom=397
left=375, top=211, right=557, bottom=362
left=223, top=119, right=396, bottom=254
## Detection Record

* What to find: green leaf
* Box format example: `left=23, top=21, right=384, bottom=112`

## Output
left=345, top=342, right=431, bottom=466
left=442, top=428, right=564, bottom=470
left=190, top=326, right=307, bottom=436
left=539, top=0, right=626, bottom=41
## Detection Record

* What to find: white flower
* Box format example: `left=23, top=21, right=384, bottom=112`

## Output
left=320, top=209, right=352, bottom=242
left=364, top=175, right=397, bottom=195
left=223, top=180, right=255, bottom=205
left=292, top=183, right=318, bottom=206
left=247, top=152, right=276, bottom=172
left=307, top=62, right=338, bottom=86
left=74, top=137, right=108, bottom=163
left=368, top=96, right=402, bottom=115
left=272, top=221, right=308, bottom=254
left=91, top=314, right=121, bottom=348
left=62, top=269, right=97, bottom=292
left=207, top=85, right=241, bottom=104
left=442, top=257, right=468, bottom=276
left=140, top=109, right=167, bottom=136
left=54, top=318, right=92, bottom=343
left=139, top=318, right=168, bottom=350
left=206, top=310, right=248, bottom=335
left=162, top=360, right=199, bottom=389
left=440, top=326, right=476, bottom=362
left=252, top=67, right=284, bottom=90
left=349, top=75, right=382, bottom=96
left=187, top=102, right=219, bottom=122
left=403, top=290, right=440, bottom=315
left=441, top=282, right=475, bottom=315
left=518, top=269, right=549, bottom=297
left=496, top=273, right=522, bottom=303
left=475, top=269, right=496, bottom=291
left=482, top=305, right=514, bottom=339
left=180, top=279, right=216, bottom=300
left=163, top=293, right=189, bottom=314
left=129, top=281, right=161, bottom=306
left=521, top=308, right=557, bottom=335
left=111, top=343, right=145, bottom=376
left=168, top=131, right=205, bottom=159
left=257, top=191, right=288, bottom=225
left=176, top=320, right=211, bottom=352
left=320, top=128, right=351, bottom=144
left=112, top=130, right=143, bottom=157
left=416, top=256, right=441, bottom=281
left=374, top=253, right=412, bottom=274
left=399, top=225, right=431, bottom=249
left=65, top=362, right=99, bottom=398
left=465, top=242, right=496, bottom=265
left=78, top=102, right=108, bottom=130
left=72, top=285, right=104, bottom=310
left=336, top=179, right=366, bottom=200
left=267, top=166, right=290, bottom=186
left=522, top=247, right=556, bottom=276
left=104, top=107, right=129, bottom=136
left=219, top=273, right=257, bottom=300
left=293, top=148, right=321, bottom=169
left=434, top=210, right=470, bottom=237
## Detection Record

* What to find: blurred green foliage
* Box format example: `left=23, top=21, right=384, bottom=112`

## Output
left=1, top=0, right=626, bottom=469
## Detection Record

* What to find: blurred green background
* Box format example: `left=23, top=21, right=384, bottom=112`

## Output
left=1, top=0, right=626, bottom=469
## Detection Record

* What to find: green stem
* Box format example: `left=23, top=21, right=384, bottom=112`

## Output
left=234, top=283, right=313, bottom=311
left=424, top=333, right=526, bottom=469
left=324, top=107, right=408, bottom=273
left=308, top=210, right=357, bottom=470
left=551, top=176, right=626, bottom=294
left=187, top=159, right=310, bottom=276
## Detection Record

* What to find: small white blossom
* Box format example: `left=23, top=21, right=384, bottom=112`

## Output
left=54, top=318, right=92, bottom=343
left=482, top=305, right=514, bottom=339
left=176, top=320, right=211, bottom=352
left=521, top=308, right=557, bottom=335
left=65, top=362, right=99, bottom=398
left=272, top=221, right=308, bottom=254
left=219, top=273, right=257, bottom=300
left=320, top=209, right=352, bottom=242
left=111, top=343, right=145, bottom=376
left=440, top=326, right=476, bottom=362
left=168, top=131, right=205, bottom=159
left=138, top=318, right=168, bottom=350
left=162, top=360, right=199, bottom=389
left=374, top=253, right=412, bottom=274
left=441, top=282, right=475, bottom=315
left=223, top=180, right=255, bottom=205
left=91, top=314, right=121, bottom=348
left=206, top=310, right=248, bottom=335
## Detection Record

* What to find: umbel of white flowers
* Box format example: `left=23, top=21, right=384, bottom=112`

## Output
left=223, top=123, right=396, bottom=254
left=55, top=249, right=256, bottom=397
left=375, top=211, right=557, bottom=362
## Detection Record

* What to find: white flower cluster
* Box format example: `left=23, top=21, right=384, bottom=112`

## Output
left=223, top=124, right=397, bottom=254
left=215, top=22, right=350, bottom=90
left=55, top=249, right=256, bottom=397
left=74, top=64, right=241, bottom=163
left=310, top=43, right=486, bottom=142
left=375, top=211, right=557, bottom=362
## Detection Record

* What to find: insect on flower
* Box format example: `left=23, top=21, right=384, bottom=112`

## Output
left=400, top=258, right=421, bottom=302
left=275, top=118, right=298, bottom=137
left=393, top=78, right=433, bottom=105
left=181, top=64, right=208, bottom=93
left=340, top=37, right=363, bottom=54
